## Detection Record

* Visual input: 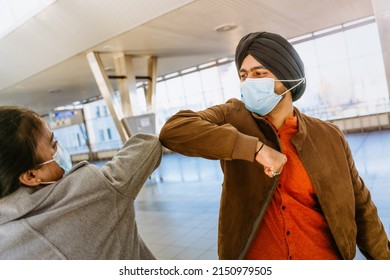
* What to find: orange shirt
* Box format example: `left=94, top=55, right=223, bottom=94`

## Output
left=245, top=116, right=341, bottom=260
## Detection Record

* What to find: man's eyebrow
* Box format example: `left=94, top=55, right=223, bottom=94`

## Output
left=239, top=65, right=266, bottom=72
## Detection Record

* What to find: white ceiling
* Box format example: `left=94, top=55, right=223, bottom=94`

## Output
left=0, top=0, right=374, bottom=115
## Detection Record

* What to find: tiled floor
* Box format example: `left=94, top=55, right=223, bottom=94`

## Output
left=103, top=129, right=390, bottom=260
left=136, top=181, right=221, bottom=260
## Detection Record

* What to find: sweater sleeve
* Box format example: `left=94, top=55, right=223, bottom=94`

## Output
left=100, top=133, right=162, bottom=199
left=159, top=100, right=258, bottom=161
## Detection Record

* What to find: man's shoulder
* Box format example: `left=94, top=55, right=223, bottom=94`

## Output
left=225, top=97, right=243, bottom=106
left=300, top=111, right=344, bottom=136
left=222, top=98, right=248, bottom=113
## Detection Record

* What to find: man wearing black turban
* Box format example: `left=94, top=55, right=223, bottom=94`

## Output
left=160, top=32, right=390, bottom=260
left=235, top=31, right=306, bottom=101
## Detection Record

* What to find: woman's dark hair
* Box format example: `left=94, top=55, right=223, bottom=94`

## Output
left=0, top=106, right=45, bottom=198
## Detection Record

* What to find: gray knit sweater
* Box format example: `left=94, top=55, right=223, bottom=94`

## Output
left=0, top=133, right=162, bottom=259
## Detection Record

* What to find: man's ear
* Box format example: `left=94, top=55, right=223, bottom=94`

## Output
left=19, top=170, right=41, bottom=187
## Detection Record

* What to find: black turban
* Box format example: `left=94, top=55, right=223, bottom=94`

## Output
left=235, top=31, right=306, bottom=101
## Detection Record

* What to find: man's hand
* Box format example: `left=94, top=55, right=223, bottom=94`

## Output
left=255, top=141, right=287, bottom=178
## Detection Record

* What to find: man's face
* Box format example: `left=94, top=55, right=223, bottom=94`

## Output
left=239, top=54, right=287, bottom=94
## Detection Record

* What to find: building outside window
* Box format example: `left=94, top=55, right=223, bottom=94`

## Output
left=52, top=124, right=89, bottom=155
left=95, top=106, right=100, bottom=118
left=82, top=99, right=122, bottom=152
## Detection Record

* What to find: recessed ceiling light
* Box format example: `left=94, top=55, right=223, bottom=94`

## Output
left=213, top=23, right=237, bottom=32
left=102, top=45, right=113, bottom=50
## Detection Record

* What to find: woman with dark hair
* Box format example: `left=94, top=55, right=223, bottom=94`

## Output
left=0, top=106, right=162, bottom=259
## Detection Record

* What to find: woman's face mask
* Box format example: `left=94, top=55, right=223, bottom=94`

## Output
left=38, top=141, right=72, bottom=184
left=240, top=77, right=305, bottom=116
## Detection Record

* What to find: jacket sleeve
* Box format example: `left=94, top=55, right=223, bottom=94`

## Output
left=159, top=101, right=258, bottom=161
left=341, top=134, right=390, bottom=259
left=100, top=133, right=162, bottom=199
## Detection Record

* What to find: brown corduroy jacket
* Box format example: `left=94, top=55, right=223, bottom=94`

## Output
left=159, top=98, right=390, bottom=260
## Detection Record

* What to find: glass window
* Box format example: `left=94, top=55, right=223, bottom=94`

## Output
left=165, top=77, right=186, bottom=108
left=98, top=129, right=105, bottom=142
left=219, top=62, right=240, bottom=101
left=200, top=67, right=224, bottom=107
left=52, top=124, right=89, bottom=155
left=345, top=23, right=382, bottom=58
left=77, top=133, right=81, bottom=147
left=319, top=60, right=353, bottom=107
left=83, top=100, right=123, bottom=152
left=103, top=105, right=108, bottom=116
left=95, top=106, right=100, bottom=118
left=182, top=72, right=205, bottom=109
left=156, top=82, right=170, bottom=110
left=294, top=40, right=318, bottom=68
left=295, top=66, right=323, bottom=111
left=349, top=54, right=389, bottom=103
left=131, top=87, right=147, bottom=115
left=314, top=32, right=348, bottom=65
left=294, top=21, right=389, bottom=119
left=155, top=81, right=172, bottom=133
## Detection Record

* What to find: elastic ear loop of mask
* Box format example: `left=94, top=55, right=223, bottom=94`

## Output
left=278, top=78, right=305, bottom=96
left=37, top=159, right=55, bottom=167
left=35, top=159, right=57, bottom=185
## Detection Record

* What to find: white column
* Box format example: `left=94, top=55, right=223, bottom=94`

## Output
left=146, top=56, right=158, bottom=113
left=86, top=51, right=129, bottom=142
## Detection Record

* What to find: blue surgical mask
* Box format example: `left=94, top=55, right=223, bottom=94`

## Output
left=39, top=141, right=73, bottom=175
left=240, top=77, right=305, bottom=116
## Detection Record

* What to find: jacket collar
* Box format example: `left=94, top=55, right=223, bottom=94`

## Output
left=250, top=106, right=308, bottom=152
left=291, top=107, right=308, bottom=152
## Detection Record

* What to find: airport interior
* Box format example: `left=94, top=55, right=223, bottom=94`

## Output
left=1, top=0, right=390, bottom=260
